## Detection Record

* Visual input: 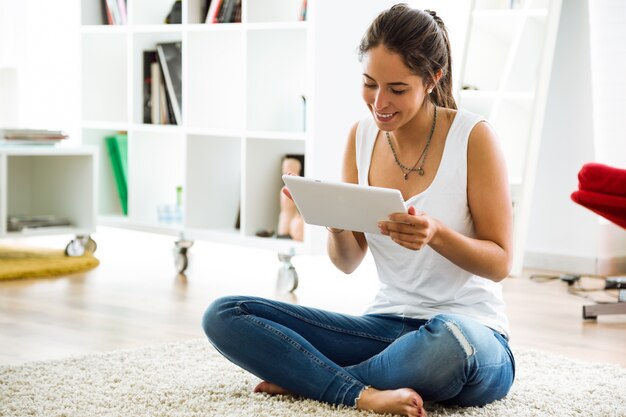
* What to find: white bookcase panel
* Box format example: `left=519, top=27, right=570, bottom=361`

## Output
left=186, top=30, right=244, bottom=130
left=246, top=28, right=307, bottom=132
left=131, top=0, right=176, bottom=25
left=81, top=0, right=107, bottom=26
left=245, top=0, right=304, bottom=23
left=185, top=134, right=241, bottom=231
left=128, top=130, right=185, bottom=227
left=81, top=33, right=128, bottom=123
left=243, top=138, right=304, bottom=237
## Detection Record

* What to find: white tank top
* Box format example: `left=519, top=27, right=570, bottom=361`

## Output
left=356, top=109, right=509, bottom=336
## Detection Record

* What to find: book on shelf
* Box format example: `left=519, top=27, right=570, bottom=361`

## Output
left=143, top=50, right=173, bottom=125
left=205, top=0, right=240, bottom=23
left=205, top=0, right=222, bottom=23
left=156, top=42, right=182, bottom=125
left=103, top=0, right=127, bottom=25
left=143, top=51, right=156, bottom=124
left=202, top=0, right=213, bottom=23
left=105, top=132, right=128, bottom=215
left=300, top=0, right=307, bottom=21
left=7, top=214, right=72, bottom=232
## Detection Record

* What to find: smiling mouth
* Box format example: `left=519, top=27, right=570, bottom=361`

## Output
left=374, top=110, right=397, bottom=122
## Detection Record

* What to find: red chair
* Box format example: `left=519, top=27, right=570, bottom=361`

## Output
left=571, top=163, right=626, bottom=319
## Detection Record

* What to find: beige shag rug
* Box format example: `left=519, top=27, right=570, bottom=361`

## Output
left=1, top=339, right=624, bottom=417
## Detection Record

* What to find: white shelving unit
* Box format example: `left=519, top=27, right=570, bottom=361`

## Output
left=0, top=146, right=98, bottom=252
left=457, top=0, right=562, bottom=275
left=79, top=0, right=393, bottom=277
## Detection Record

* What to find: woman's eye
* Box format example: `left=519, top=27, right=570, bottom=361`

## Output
left=391, top=89, right=407, bottom=95
left=363, top=83, right=377, bottom=89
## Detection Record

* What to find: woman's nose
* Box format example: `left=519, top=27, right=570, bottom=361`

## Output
left=374, top=89, right=388, bottom=110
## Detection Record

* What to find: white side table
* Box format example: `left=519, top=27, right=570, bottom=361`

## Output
left=0, top=145, right=98, bottom=255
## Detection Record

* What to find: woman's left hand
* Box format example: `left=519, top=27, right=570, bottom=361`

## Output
left=378, top=206, right=439, bottom=250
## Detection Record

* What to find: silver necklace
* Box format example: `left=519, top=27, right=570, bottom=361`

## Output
left=386, top=106, right=437, bottom=180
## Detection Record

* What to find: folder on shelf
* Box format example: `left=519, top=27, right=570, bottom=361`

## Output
left=156, top=42, right=182, bottom=125
left=105, top=133, right=128, bottom=215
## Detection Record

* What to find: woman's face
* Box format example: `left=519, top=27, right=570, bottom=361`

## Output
left=361, top=45, right=429, bottom=131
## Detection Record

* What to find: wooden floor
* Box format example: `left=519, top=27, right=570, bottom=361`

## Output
left=1, top=227, right=625, bottom=367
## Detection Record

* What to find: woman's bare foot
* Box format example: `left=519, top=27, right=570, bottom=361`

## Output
left=356, top=387, right=426, bottom=417
left=253, top=380, right=292, bottom=396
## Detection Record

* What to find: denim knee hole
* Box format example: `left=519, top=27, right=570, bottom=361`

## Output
left=444, top=321, right=475, bottom=357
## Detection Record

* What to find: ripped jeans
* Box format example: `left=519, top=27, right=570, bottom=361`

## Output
left=202, top=296, right=515, bottom=408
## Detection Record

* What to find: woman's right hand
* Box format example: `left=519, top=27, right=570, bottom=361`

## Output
left=281, top=171, right=296, bottom=201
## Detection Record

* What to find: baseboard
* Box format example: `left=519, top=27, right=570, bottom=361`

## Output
left=524, top=251, right=626, bottom=275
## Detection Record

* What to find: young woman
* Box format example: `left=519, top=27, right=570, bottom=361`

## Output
left=203, top=5, right=515, bottom=417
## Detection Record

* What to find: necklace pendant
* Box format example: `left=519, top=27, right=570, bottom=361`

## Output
left=418, top=168, right=425, bottom=176
left=403, top=173, right=409, bottom=180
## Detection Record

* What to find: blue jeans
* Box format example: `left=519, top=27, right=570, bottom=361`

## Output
left=202, top=295, right=515, bottom=408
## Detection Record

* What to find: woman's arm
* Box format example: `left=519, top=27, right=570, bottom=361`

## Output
left=327, top=122, right=369, bottom=274
left=381, top=121, right=513, bottom=281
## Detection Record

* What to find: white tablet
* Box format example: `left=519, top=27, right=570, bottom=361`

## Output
left=282, top=175, right=407, bottom=234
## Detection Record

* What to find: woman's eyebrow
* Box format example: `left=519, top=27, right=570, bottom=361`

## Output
left=363, top=73, right=409, bottom=86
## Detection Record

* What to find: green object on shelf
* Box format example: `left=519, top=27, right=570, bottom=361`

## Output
left=105, top=133, right=128, bottom=215
left=176, top=185, right=183, bottom=207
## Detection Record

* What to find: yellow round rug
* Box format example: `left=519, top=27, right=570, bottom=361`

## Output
left=0, top=245, right=99, bottom=281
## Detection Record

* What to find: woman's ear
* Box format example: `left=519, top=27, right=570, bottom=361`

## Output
left=428, top=69, right=444, bottom=93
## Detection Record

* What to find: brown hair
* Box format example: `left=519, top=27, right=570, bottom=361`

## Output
left=358, top=3, right=457, bottom=109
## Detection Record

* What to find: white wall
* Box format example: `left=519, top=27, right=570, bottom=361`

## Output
left=526, top=0, right=626, bottom=274
left=0, top=0, right=80, bottom=141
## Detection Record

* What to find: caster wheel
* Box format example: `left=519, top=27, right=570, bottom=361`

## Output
left=173, top=239, right=193, bottom=274
left=175, top=251, right=189, bottom=274
left=276, top=265, right=299, bottom=293
left=85, top=237, right=97, bottom=254
left=276, top=249, right=298, bottom=293
left=65, top=235, right=95, bottom=257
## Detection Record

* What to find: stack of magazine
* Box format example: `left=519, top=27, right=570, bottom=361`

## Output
left=0, top=129, right=69, bottom=146
left=8, top=215, right=72, bottom=232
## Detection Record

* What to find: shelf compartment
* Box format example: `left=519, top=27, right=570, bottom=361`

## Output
left=127, top=130, right=185, bottom=227
left=82, top=128, right=127, bottom=217
left=242, top=137, right=304, bottom=238
left=503, top=15, right=548, bottom=91
left=6, top=154, right=96, bottom=233
left=185, top=134, right=242, bottom=231
left=130, top=0, right=177, bottom=25
left=474, top=0, right=550, bottom=11
left=245, top=0, right=305, bottom=23
left=246, top=28, right=307, bottom=132
left=462, top=14, right=524, bottom=91
left=81, top=33, right=128, bottom=123
left=131, top=32, right=183, bottom=125
left=186, top=30, right=244, bottom=130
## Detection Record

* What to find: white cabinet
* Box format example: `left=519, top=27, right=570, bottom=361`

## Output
left=457, top=0, right=563, bottom=275
left=0, top=146, right=97, bottom=242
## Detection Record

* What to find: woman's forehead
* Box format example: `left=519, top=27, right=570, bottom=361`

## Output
left=362, top=47, right=420, bottom=82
